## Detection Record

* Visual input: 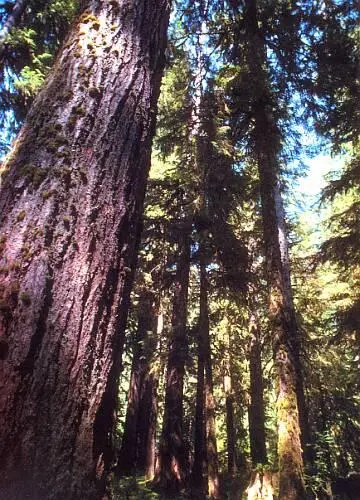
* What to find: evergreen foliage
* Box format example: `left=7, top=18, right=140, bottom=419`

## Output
left=0, top=0, right=78, bottom=152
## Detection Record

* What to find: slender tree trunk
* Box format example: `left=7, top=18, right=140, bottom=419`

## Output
left=158, top=224, right=191, bottom=492
left=192, top=323, right=206, bottom=492
left=118, top=294, right=160, bottom=479
left=224, top=328, right=237, bottom=476
left=248, top=312, right=267, bottom=466
left=205, top=360, right=220, bottom=500
left=117, top=293, right=154, bottom=475
left=117, top=348, right=142, bottom=475
left=226, top=391, right=237, bottom=476
left=243, top=1, right=306, bottom=497
left=190, top=17, right=220, bottom=494
left=137, top=364, right=158, bottom=479
left=201, top=254, right=220, bottom=499
left=191, top=28, right=207, bottom=492
left=0, top=1, right=170, bottom=498
left=205, top=353, right=220, bottom=500
left=137, top=308, right=162, bottom=480
left=192, top=245, right=220, bottom=498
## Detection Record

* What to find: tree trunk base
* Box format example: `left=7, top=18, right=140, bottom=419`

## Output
left=244, top=470, right=279, bottom=500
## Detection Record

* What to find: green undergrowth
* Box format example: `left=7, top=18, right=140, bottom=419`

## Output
left=111, top=476, right=161, bottom=500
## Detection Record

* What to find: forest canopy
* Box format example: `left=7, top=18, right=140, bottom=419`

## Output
left=0, top=0, right=359, bottom=499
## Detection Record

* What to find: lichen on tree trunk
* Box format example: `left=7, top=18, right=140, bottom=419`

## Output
left=242, top=0, right=306, bottom=496
left=257, top=152, right=306, bottom=499
left=256, top=145, right=305, bottom=499
left=0, top=0, right=170, bottom=498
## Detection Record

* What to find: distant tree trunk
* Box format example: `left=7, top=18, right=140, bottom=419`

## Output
left=0, top=0, right=27, bottom=46
left=223, top=330, right=237, bottom=476
left=191, top=29, right=207, bottom=493
left=137, top=308, right=162, bottom=480
left=117, top=292, right=154, bottom=475
left=192, top=233, right=220, bottom=499
left=201, top=253, right=220, bottom=499
left=248, top=312, right=267, bottom=466
left=226, top=389, right=237, bottom=476
left=158, top=225, right=191, bottom=492
left=137, top=365, right=158, bottom=478
left=118, top=294, right=160, bottom=479
left=0, top=1, right=170, bottom=498
left=243, top=0, right=306, bottom=497
left=192, top=320, right=206, bottom=492
left=205, top=351, right=220, bottom=500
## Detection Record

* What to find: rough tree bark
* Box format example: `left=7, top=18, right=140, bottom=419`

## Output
left=243, top=0, right=306, bottom=497
left=158, top=224, right=191, bottom=492
left=248, top=311, right=267, bottom=466
left=0, top=1, right=170, bottom=498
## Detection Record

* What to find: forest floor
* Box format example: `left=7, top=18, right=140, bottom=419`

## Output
left=111, top=474, right=249, bottom=499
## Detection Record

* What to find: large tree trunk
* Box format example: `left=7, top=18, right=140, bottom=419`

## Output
left=248, top=312, right=267, bottom=466
left=158, top=224, right=191, bottom=492
left=273, top=177, right=313, bottom=467
left=243, top=0, right=306, bottom=497
left=256, top=136, right=305, bottom=500
left=0, top=1, right=170, bottom=498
